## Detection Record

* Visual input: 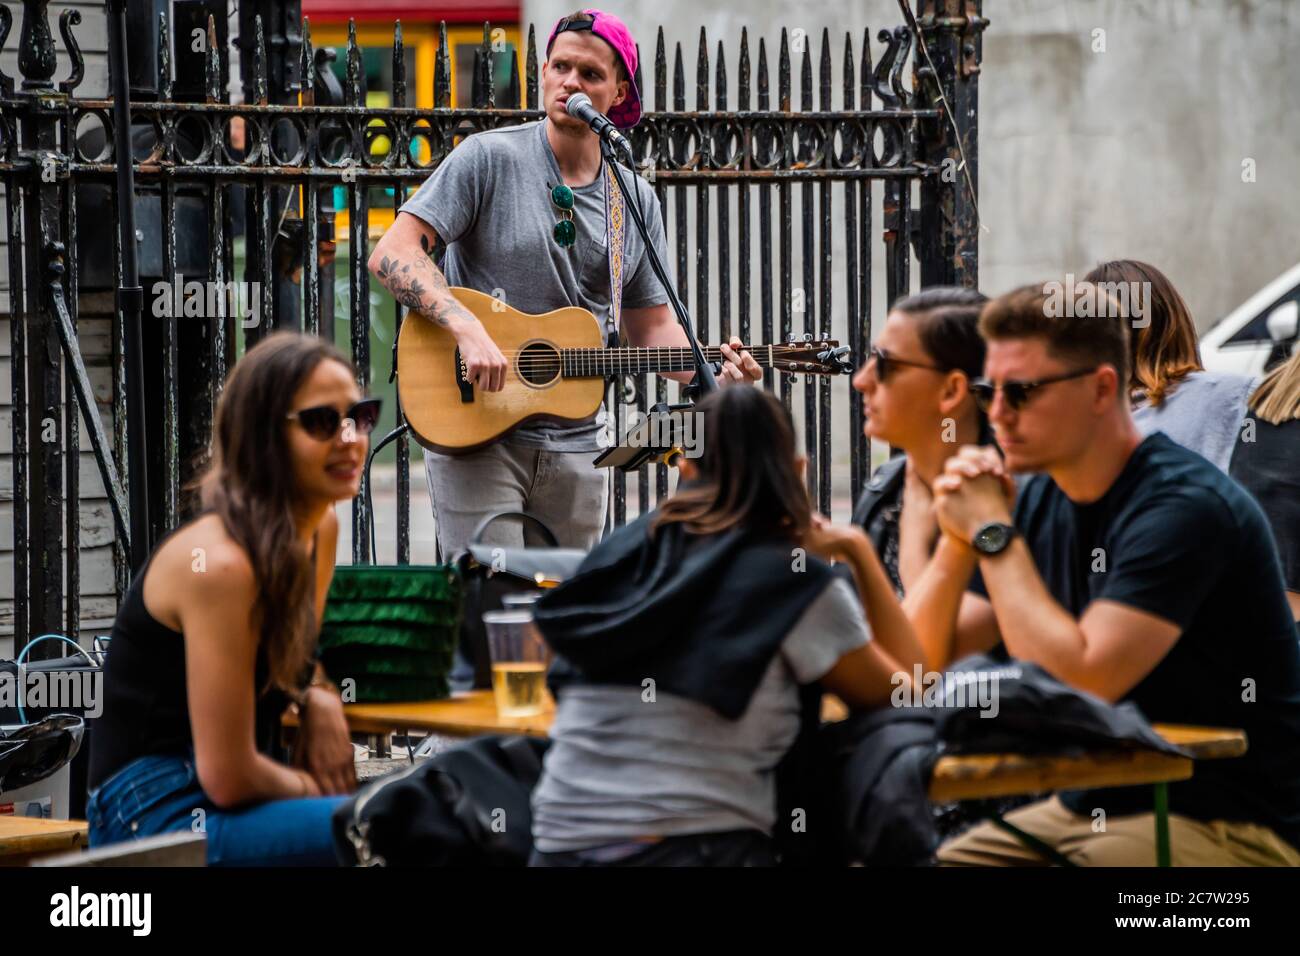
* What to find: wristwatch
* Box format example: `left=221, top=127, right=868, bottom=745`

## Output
left=971, top=521, right=1017, bottom=556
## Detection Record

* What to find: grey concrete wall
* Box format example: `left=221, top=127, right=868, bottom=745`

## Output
left=980, top=0, right=1299, bottom=330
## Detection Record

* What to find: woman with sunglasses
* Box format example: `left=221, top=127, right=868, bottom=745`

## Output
left=87, top=333, right=381, bottom=866
left=849, top=288, right=1031, bottom=836
left=851, top=288, right=989, bottom=608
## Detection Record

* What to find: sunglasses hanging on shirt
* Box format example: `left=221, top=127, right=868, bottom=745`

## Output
left=550, top=183, right=577, bottom=248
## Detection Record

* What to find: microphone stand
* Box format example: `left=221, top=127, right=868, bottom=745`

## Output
left=599, top=140, right=718, bottom=397
left=592, top=140, right=717, bottom=473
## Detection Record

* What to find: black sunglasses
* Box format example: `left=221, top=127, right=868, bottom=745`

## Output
left=969, top=368, right=1096, bottom=413
left=286, top=398, right=383, bottom=441
left=867, top=344, right=945, bottom=383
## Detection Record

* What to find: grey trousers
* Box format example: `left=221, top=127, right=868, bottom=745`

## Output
left=423, top=442, right=610, bottom=559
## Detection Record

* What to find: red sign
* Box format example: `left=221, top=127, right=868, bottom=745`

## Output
left=301, top=1, right=521, bottom=25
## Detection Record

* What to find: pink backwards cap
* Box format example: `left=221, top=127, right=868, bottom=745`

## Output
left=546, top=9, right=642, bottom=130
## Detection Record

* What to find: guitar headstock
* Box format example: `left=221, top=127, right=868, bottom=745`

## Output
left=769, top=335, right=855, bottom=375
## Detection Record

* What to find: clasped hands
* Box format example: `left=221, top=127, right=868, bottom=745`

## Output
left=930, top=445, right=1016, bottom=546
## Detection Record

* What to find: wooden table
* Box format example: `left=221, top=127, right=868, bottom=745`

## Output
left=334, top=691, right=1247, bottom=866
left=0, top=815, right=88, bottom=866
left=340, top=690, right=554, bottom=740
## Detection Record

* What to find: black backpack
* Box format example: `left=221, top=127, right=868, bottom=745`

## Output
left=332, top=735, right=550, bottom=866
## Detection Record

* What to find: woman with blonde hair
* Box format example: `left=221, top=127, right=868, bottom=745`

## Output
left=1231, top=346, right=1300, bottom=621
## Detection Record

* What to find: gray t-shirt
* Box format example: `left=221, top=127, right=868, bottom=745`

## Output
left=1133, top=370, right=1255, bottom=472
left=399, top=119, right=670, bottom=452
left=530, top=576, right=872, bottom=853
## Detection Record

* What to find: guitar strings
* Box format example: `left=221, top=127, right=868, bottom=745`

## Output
left=460, top=345, right=825, bottom=375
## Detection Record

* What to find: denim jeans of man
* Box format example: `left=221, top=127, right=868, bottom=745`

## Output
left=87, top=751, right=347, bottom=866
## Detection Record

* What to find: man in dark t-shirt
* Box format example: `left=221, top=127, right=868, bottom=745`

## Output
left=920, top=283, right=1300, bottom=866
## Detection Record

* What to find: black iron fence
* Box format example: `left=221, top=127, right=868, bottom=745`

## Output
left=0, top=0, right=985, bottom=652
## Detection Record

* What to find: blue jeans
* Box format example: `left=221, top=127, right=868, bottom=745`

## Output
left=87, top=752, right=348, bottom=866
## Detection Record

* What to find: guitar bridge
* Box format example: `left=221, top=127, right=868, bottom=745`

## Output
left=454, top=347, right=474, bottom=403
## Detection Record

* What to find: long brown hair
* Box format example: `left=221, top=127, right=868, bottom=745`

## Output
left=650, top=386, right=812, bottom=541
left=1249, top=346, right=1300, bottom=425
left=195, top=332, right=354, bottom=694
left=1084, top=259, right=1202, bottom=407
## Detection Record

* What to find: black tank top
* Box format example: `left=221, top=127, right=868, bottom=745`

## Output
left=87, top=521, right=313, bottom=791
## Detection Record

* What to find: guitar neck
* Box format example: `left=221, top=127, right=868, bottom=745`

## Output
left=559, top=345, right=777, bottom=377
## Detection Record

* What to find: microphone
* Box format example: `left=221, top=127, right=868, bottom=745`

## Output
left=565, top=92, right=635, bottom=165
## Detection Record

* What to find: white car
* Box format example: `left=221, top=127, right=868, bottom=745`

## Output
left=1201, top=263, right=1300, bottom=379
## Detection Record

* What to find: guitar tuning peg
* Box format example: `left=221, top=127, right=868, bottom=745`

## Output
left=803, top=333, right=813, bottom=342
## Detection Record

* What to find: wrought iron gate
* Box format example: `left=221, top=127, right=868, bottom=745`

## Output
left=0, top=0, right=986, bottom=652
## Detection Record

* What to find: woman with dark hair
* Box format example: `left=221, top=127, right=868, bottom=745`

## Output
left=86, top=332, right=381, bottom=866
left=851, top=287, right=990, bottom=599
left=528, top=386, right=924, bottom=866
left=1231, top=347, right=1300, bottom=622
left=1084, top=259, right=1254, bottom=471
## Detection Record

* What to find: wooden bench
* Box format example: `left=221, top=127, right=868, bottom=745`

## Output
left=327, top=690, right=1247, bottom=866
left=0, top=815, right=88, bottom=866
left=34, top=831, right=207, bottom=867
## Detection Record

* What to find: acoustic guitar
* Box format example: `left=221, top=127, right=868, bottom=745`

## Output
left=396, top=286, right=854, bottom=455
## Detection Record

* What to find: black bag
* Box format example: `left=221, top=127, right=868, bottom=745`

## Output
left=937, top=654, right=1189, bottom=757
left=0, top=654, right=100, bottom=817
left=453, top=511, right=587, bottom=689
left=0, top=715, right=86, bottom=794
left=332, top=734, right=550, bottom=866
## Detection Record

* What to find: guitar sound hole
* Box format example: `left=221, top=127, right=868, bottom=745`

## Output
left=517, top=342, right=561, bottom=387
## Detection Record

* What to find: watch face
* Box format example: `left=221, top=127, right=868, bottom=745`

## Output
left=974, top=523, right=1013, bottom=555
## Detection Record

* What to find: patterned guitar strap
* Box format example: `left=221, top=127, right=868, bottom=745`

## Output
left=603, top=159, right=626, bottom=346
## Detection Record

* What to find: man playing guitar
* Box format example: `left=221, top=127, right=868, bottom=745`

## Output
left=369, top=9, right=761, bottom=557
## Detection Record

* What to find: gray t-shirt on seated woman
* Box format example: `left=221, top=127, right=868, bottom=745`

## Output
left=530, top=576, right=871, bottom=854
left=1132, top=370, right=1255, bottom=471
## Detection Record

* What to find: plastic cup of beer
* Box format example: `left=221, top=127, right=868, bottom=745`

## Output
left=501, top=592, right=552, bottom=667
left=483, top=609, right=548, bottom=718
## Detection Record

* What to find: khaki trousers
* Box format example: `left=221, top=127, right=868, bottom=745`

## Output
left=423, top=442, right=609, bottom=559
left=937, top=795, right=1300, bottom=867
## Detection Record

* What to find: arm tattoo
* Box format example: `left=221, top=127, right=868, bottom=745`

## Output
left=373, top=250, right=476, bottom=329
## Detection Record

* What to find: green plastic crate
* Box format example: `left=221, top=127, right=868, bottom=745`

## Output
left=318, top=564, right=462, bottom=703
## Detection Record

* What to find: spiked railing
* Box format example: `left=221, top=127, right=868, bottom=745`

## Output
left=0, top=3, right=984, bottom=637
